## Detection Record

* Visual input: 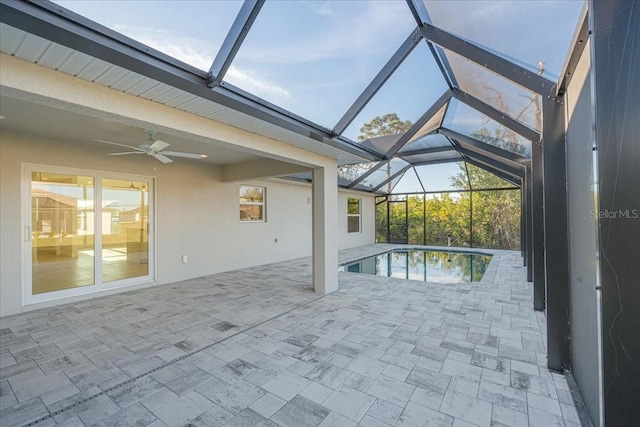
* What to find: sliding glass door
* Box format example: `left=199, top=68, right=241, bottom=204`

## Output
left=25, top=166, right=154, bottom=304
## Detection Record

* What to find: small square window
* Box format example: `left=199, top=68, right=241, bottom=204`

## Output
left=347, top=198, right=361, bottom=233
left=240, top=186, right=265, bottom=222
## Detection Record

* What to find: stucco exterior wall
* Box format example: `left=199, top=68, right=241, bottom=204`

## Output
left=0, top=133, right=374, bottom=316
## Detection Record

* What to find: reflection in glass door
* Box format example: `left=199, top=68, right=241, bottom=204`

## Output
left=31, top=172, right=95, bottom=294
left=27, top=168, right=153, bottom=302
left=102, top=179, right=148, bottom=283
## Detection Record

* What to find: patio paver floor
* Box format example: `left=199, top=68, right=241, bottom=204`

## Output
left=0, top=244, right=581, bottom=426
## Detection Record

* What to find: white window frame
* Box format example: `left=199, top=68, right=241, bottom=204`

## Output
left=239, top=185, right=266, bottom=222
left=347, top=197, right=361, bottom=233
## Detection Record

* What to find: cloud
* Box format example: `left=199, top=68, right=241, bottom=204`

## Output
left=113, top=25, right=292, bottom=101
left=225, top=66, right=291, bottom=101
left=238, top=1, right=414, bottom=65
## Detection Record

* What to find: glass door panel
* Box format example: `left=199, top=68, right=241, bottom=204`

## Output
left=101, top=179, right=149, bottom=283
left=31, top=172, right=94, bottom=294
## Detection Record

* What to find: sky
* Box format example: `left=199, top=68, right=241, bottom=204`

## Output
left=53, top=0, right=584, bottom=193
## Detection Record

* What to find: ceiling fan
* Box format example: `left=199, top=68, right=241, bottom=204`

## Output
left=96, top=131, right=206, bottom=164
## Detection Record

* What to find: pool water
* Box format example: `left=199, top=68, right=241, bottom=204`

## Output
left=341, top=250, right=492, bottom=283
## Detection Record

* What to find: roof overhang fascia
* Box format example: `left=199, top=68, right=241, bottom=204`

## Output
left=0, top=0, right=379, bottom=161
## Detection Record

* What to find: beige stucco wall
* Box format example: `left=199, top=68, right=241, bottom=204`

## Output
left=0, top=133, right=375, bottom=316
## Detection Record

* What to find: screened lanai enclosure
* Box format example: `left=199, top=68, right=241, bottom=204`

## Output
left=2, top=0, right=639, bottom=426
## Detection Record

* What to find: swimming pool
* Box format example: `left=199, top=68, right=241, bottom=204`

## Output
left=340, top=249, right=492, bottom=283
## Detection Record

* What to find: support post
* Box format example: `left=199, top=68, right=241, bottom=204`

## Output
left=312, top=166, right=338, bottom=295
left=525, top=166, right=533, bottom=281
left=532, top=141, right=545, bottom=310
left=542, top=96, right=571, bottom=371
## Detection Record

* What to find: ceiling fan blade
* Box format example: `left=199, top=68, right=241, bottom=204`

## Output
left=162, top=151, right=203, bottom=159
left=149, top=140, right=170, bottom=152
left=95, top=139, right=144, bottom=151
left=108, top=152, right=144, bottom=156
left=152, top=152, right=173, bottom=164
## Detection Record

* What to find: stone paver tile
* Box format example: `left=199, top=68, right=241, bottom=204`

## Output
left=381, top=364, right=410, bottom=381
left=106, top=375, right=166, bottom=409
left=317, top=411, right=357, bottom=427
left=342, top=372, right=375, bottom=392
left=527, top=406, right=566, bottom=427
left=165, top=367, right=213, bottom=395
left=270, top=395, right=330, bottom=427
left=397, top=401, right=454, bottom=427
left=292, top=345, right=332, bottom=364
left=323, top=384, right=375, bottom=422
left=364, top=398, right=403, bottom=426
left=261, top=370, right=311, bottom=400
left=491, top=404, right=529, bottom=427
left=345, top=354, right=387, bottom=378
left=446, top=378, right=479, bottom=398
left=0, top=379, right=18, bottom=410
left=39, top=382, right=81, bottom=406
left=245, top=368, right=276, bottom=387
left=380, top=347, right=419, bottom=371
left=440, top=359, right=482, bottom=382
left=0, top=397, right=49, bottom=427
left=527, top=391, right=563, bottom=416
left=299, top=381, right=334, bottom=404
left=330, top=341, right=364, bottom=359
left=305, top=362, right=352, bottom=389
left=481, top=368, right=510, bottom=386
left=288, top=360, right=318, bottom=376
left=91, top=402, right=157, bottom=427
left=478, top=379, right=526, bottom=413
left=222, top=408, right=278, bottom=427
left=470, top=352, right=509, bottom=373
left=406, top=365, right=451, bottom=396
left=367, top=375, right=415, bottom=408
left=510, top=371, right=557, bottom=398
left=511, top=360, right=539, bottom=376
left=439, top=389, right=492, bottom=427
left=183, top=403, right=234, bottom=427
left=249, top=392, right=287, bottom=418
left=55, top=394, right=121, bottom=425
left=358, top=415, right=391, bottom=427
left=139, top=388, right=180, bottom=412
left=10, top=372, right=73, bottom=402
left=68, top=363, right=129, bottom=391
left=151, top=390, right=214, bottom=427
left=561, top=402, right=581, bottom=424
left=199, top=379, right=265, bottom=414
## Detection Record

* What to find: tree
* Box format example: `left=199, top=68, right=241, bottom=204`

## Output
left=355, top=113, right=413, bottom=193
left=358, top=113, right=413, bottom=142
left=450, top=163, right=520, bottom=249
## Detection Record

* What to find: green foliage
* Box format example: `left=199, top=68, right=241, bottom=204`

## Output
left=376, top=164, right=521, bottom=250
left=358, top=113, right=412, bottom=141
